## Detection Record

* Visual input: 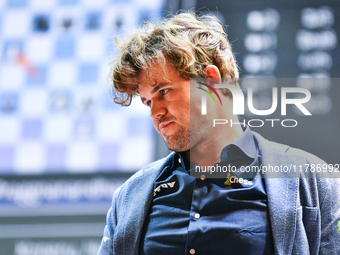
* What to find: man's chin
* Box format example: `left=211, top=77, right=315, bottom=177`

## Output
left=163, top=136, right=190, bottom=152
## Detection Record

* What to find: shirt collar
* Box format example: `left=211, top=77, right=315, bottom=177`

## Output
left=170, top=152, right=188, bottom=170
left=229, top=125, right=256, bottom=159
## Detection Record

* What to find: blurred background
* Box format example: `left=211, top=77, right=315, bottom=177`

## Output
left=0, top=0, right=339, bottom=254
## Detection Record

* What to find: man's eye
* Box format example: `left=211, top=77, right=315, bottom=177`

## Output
left=160, top=89, right=169, bottom=95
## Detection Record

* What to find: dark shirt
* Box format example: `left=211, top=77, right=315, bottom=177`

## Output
left=140, top=127, right=274, bottom=255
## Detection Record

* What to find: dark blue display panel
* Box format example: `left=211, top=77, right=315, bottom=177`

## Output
left=188, top=0, right=340, bottom=165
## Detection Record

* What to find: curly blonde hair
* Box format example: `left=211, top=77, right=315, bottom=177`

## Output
left=111, top=11, right=239, bottom=106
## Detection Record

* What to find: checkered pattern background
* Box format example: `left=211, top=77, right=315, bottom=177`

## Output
left=0, top=0, right=164, bottom=174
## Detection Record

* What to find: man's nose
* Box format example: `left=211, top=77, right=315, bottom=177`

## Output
left=150, top=100, right=167, bottom=120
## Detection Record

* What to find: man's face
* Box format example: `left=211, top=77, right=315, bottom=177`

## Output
left=138, top=61, right=206, bottom=152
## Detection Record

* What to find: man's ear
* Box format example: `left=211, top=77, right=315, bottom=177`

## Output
left=204, top=65, right=221, bottom=79
left=204, top=65, right=221, bottom=89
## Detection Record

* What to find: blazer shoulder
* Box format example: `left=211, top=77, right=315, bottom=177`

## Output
left=286, top=146, right=326, bottom=164
left=253, top=131, right=325, bottom=164
left=114, top=152, right=174, bottom=199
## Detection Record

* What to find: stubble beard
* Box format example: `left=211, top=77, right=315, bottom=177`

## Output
left=161, top=117, right=208, bottom=153
left=162, top=124, right=190, bottom=152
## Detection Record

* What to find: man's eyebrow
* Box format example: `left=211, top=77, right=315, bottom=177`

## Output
left=151, top=82, right=170, bottom=94
left=140, top=82, right=171, bottom=104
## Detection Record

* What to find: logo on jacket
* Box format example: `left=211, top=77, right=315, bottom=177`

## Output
left=224, top=172, right=254, bottom=186
left=337, top=220, right=340, bottom=232
left=153, top=181, right=176, bottom=197
left=224, top=173, right=232, bottom=185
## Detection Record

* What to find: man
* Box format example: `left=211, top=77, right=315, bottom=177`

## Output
left=98, top=12, right=340, bottom=255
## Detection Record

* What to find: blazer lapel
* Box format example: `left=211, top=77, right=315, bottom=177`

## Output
left=264, top=177, right=299, bottom=255
left=114, top=155, right=172, bottom=255
left=253, top=132, right=300, bottom=255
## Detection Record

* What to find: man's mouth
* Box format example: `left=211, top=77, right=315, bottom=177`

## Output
left=159, top=121, right=173, bottom=131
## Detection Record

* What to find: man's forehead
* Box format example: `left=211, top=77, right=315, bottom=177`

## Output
left=137, top=62, right=172, bottom=89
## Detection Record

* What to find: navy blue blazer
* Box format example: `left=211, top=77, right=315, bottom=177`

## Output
left=98, top=132, right=340, bottom=255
